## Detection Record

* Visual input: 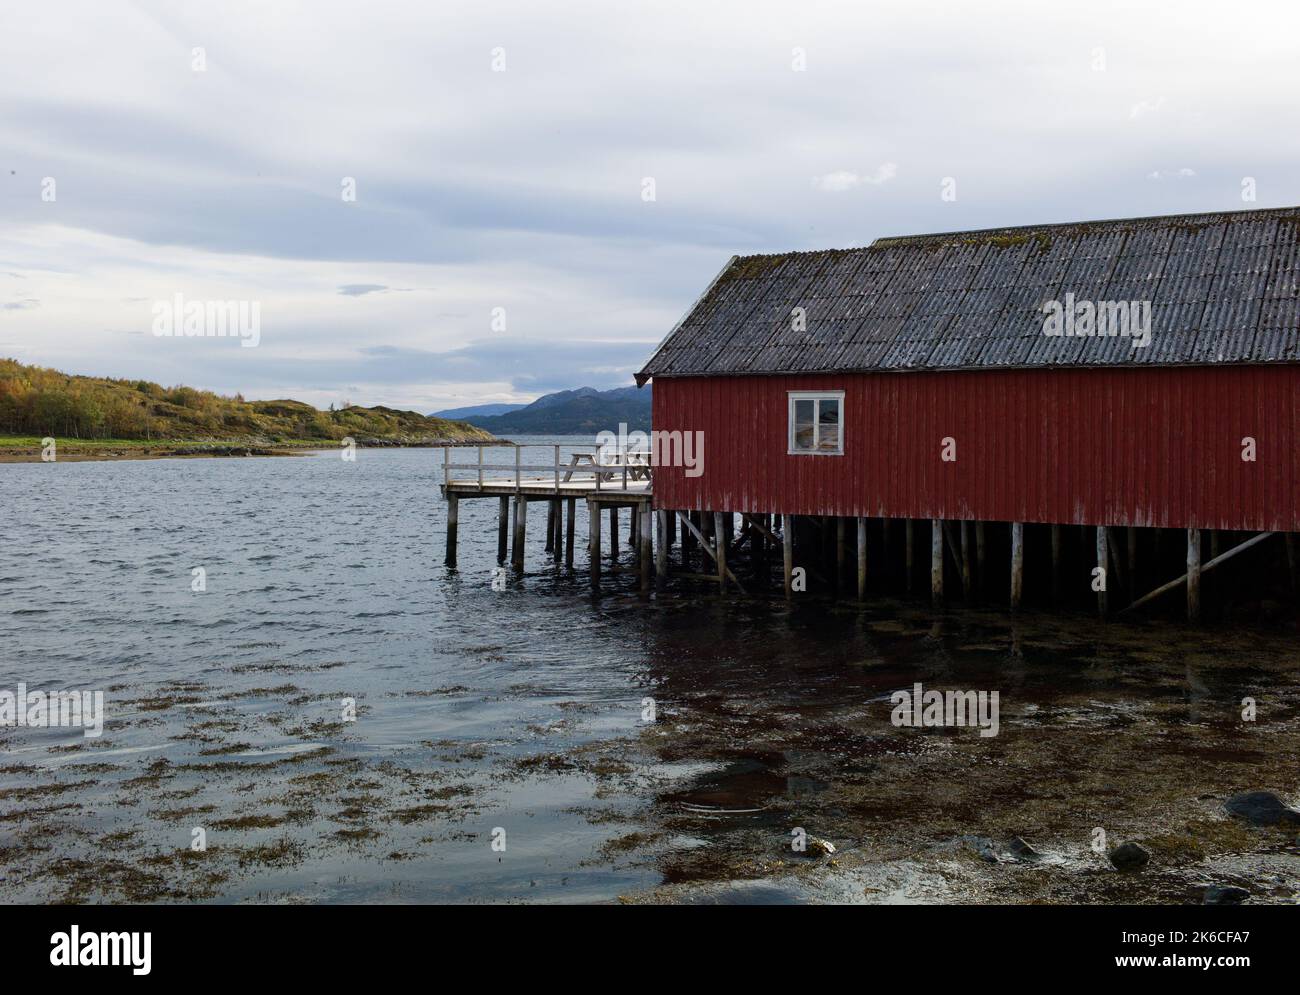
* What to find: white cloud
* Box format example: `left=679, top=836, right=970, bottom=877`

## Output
left=1129, top=96, right=1167, bottom=119
left=812, top=163, right=898, bottom=192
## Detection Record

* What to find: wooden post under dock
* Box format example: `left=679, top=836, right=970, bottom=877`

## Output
left=714, top=511, right=727, bottom=593
left=782, top=513, right=794, bottom=597
left=639, top=505, right=652, bottom=592
left=655, top=510, right=668, bottom=579
left=554, top=499, right=564, bottom=556
left=545, top=500, right=557, bottom=553
left=931, top=518, right=943, bottom=607
left=1096, top=524, right=1109, bottom=618
left=445, top=494, right=458, bottom=568
left=511, top=494, right=526, bottom=571
left=608, top=507, right=618, bottom=561
left=1187, top=527, right=1201, bottom=623
left=564, top=498, right=575, bottom=568
left=857, top=516, right=867, bottom=600
left=1010, top=522, right=1024, bottom=612
left=497, top=496, right=509, bottom=564
left=1121, top=530, right=1272, bottom=617
left=588, top=501, right=601, bottom=585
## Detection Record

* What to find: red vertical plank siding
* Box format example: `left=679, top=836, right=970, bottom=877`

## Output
left=650, top=367, right=1300, bottom=531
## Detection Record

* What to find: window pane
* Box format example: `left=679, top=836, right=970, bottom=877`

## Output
left=817, top=398, right=840, bottom=451
left=793, top=399, right=815, bottom=451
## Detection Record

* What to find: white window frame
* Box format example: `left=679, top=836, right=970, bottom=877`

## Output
left=787, top=390, right=845, bottom=456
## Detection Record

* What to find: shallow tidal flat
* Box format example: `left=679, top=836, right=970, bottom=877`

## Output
left=2, top=449, right=1299, bottom=903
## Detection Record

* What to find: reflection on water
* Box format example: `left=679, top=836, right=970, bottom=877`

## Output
left=1, top=443, right=1298, bottom=904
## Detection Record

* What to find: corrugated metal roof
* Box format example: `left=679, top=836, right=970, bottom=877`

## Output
left=636, top=206, right=1300, bottom=383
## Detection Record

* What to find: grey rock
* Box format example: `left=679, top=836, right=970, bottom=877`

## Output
left=1203, top=885, right=1250, bottom=905
left=1108, top=841, right=1151, bottom=871
left=1008, top=836, right=1042, bottom=861
left=1224, top=791, right=1300, bottom=827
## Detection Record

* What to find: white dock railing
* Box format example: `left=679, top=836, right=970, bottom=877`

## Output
left=440, top=443, right=652, bottom=492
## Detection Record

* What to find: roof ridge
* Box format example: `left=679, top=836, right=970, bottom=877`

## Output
left=725, top=205, right=1300, bottom=262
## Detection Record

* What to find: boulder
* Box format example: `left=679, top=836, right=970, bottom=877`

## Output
left=1224, top=791, right=1300, bottom=827
left=1108, top=841, right=1151, bottom=871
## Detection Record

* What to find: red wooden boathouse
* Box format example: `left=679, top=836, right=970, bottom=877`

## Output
left=636, top=207, right=1300, bottom=619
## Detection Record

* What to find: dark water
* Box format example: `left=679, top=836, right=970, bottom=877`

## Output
left=3, top=439, right=1299, bottom=904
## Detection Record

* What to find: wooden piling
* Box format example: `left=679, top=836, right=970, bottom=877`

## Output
left=445, top=494, right=458, bottom=568
left=931, top=518, right=943, bottom=607
left=1187, top=527, right=1201, bottom=622
left=856, top=517, right=867, bottom=600
left=714, top=511, right=727, bottom=593
left=608, top=507, right=618, bottom=561
left=497, top=496, right=509, bottom=564
left=511, top=495, right=526, bottom=571
left=564, top=499, right=575, bottom=568
left=682, top=511, right=697, bottom=568
left=1010, top=522, right=1024, bottom=612
left=1096, top=525, right=1109, bottom=618
left=783, top=513, right=794, bottom=597
left=545, top=500, right=557, bottom=553
left=1122, top=531, right=1272, bottom=616
left=588, top=501, right=600, bottom=585
left=640, top=505, right=652, bottom=592
left=655, top=509, right=668, bottom=579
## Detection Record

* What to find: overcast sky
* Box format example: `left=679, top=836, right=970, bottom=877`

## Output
left=2, top=0, right=1298, bottom=412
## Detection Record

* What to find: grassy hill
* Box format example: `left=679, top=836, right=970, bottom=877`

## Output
left=0, top=358, right=493, bottom=457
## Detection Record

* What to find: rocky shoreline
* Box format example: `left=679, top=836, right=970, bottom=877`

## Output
left=0, top=436, right=500, bottom=463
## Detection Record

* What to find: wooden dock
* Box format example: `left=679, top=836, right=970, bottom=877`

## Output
left=439, top=445, right=1285, bottom=618
left=439, top=444, right=656, bottom=589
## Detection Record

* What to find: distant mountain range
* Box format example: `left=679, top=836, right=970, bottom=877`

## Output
left=432, top=385, right=651, bottom=435
left=430, top=401, right=526, bottom=420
